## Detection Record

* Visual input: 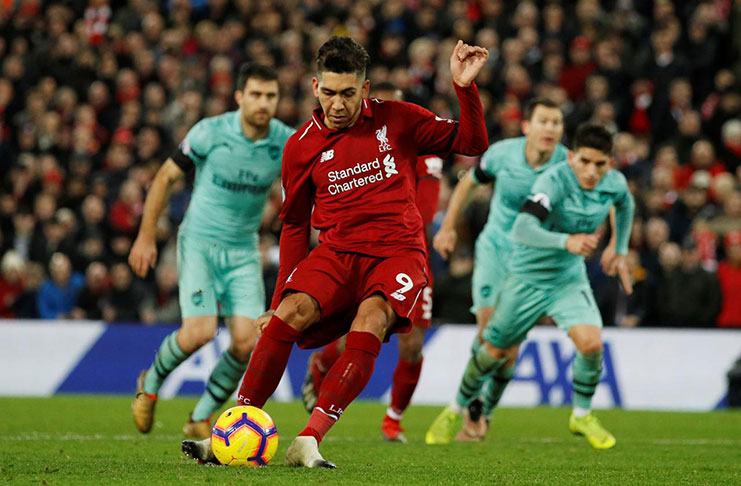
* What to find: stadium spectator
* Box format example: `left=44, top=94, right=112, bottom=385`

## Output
left=432, top=250, right=475, bottom=324
left=140, top=262, right=179, bottom=324
left=653, top=240, right=721, bottom=327
left=101, top=262, right=146, bottom=323
left=12, top=262, right=44, bottom=319
left=71, top=261, right=109, bottom=320
left=717, top=230, right=741, bottom=328
left=0, top=250, right=24, bottom=318
left=36, top=252, right=84, bottom=319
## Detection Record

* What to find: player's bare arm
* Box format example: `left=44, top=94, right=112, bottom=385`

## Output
left=129, top=158, right=184, bottom=278
left=433, top=170, right=477, bottom=259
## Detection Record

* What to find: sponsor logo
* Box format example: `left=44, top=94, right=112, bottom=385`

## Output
left=383, top=154, right=398, bottom=178
left=320, top=150, right=335, bottom=163
left=376, top=125, right=392, bottom=153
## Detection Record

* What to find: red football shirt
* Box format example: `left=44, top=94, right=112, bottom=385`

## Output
left=273, top=83, right=486, bottom=308
left=415, top=155, right=443, bottom=226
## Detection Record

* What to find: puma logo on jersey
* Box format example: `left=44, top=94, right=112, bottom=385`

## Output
left=320, top=150, right=334, bottom=162
left=529, top=192, right=552, bottom=210
left=383, top=154, right=398, bottom=178
left=376, top=125, right=392, bottom=153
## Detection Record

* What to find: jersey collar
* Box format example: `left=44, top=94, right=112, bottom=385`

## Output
left=310, top=98, right=374, bottom=135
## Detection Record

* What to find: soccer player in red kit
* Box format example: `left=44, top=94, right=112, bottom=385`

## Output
left=183, top=36, right=488, bottom=468
left=300, top=82, right=443, bottom=444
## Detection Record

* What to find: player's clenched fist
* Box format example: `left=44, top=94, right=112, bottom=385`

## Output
left=128, top=235, right=157, bottom=278
left=565, top=233, right=599, bottom=257
left=450, top=40, right=489, bottom=87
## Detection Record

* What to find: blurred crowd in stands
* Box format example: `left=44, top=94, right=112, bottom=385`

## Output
left=0, top=0, right=740, bottom=327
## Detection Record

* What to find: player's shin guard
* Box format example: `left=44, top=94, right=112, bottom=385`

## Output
left=300, top=331, right=382, bottom=443
left=237, top=315, right=301, bottom=408
left=143, top=331, right=192, bottom=395
left=482, top=364, right=515, bottom=419
left=455, top=345, right=508, bottom=410
left=572, top=351, right=603, bottom=410
left=388, top=357, right=423, bottom=419
left=191, top=350, right=248, bottom=422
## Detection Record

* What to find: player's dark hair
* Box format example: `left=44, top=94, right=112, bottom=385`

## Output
left=315, top=36, right=370, bottom=78
left=573, top=123, right=614, bottom=154
left=236, top=62, right=278, bottom=91
left=523, top=97, right=561, bottom=120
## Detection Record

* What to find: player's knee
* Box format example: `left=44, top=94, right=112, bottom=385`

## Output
left=230, top=333, right=257, bottom=361
left=276, top=292, right=320, bottom=332
left=575, top=338, right=603, bottom=355
left=483, top=341, right=510, bottom=360
left=179, top=325, right=216, bottom=352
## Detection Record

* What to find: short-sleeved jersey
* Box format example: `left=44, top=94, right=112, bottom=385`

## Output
left=473, top=137, right=568, bottom=248
left=280, top=98, right=459, bottom=256
left=511, top=163, right=632, bottom=287
left=174, top=111, right=294, bottom=247
left=415, top=155, right=443, bottom=226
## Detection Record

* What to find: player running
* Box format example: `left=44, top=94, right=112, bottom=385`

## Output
left=129, top=63, right=294, bottom=439
left=300, top=82, right=442, bottom=444
left=182, top=36, right=488, bottom=468
left=426, top=123, right=634, bottom=449
left=431, top=98, right=568, bottom=440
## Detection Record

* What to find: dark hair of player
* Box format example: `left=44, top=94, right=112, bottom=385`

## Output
left=236, top=62, right=278, bottom=91
left=523, top=97, right=561, bottom=120
left=315, top=36, right=371, bottom=78
left=573, top=123, right=614, bottom=154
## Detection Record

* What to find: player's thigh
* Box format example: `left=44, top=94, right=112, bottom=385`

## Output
left=225, top=315, right=258, bottom=361
left=397, top=324, right=425, bottom=362
left=483, top=277, right=548, bottom=349
left=179, top=315, right=219, bottom=352
left=218, top=247, right=265, bottom=320
left=349, top=294, right=397, bottom=342
left=548, top=281, right=603, bottom=339
left=471, top=237, right=510, bottom=315
left=177, top=235, right=219, bottom=318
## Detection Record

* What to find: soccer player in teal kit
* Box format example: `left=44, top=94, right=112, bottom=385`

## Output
left=129, top=63, right=294, bottom=439
left=431, top=98, right=568, bottom=440
left=427, top=123, right=634, bottom=449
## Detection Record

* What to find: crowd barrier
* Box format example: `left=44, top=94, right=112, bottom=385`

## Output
left=2, top=320, right=738, bottom=410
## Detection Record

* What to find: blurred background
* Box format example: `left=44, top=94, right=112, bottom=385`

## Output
left=0, top=0, right=739, bottom=332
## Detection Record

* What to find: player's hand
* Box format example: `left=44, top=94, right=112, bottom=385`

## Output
left=128, top=234, right=157, bottom=278
left=433, top=227, right=457, bottom=260
left=450, top=40, right=489, bottom=87
left=255, top=310, right=275, bottom=336
left=601, top=241, right=618, bottom=276
left=565, top=233, right=599, bottom=257
left=613, top=254, right=633, bottom=295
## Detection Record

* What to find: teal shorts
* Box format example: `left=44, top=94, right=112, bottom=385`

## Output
left=177, top=234, right=265, bottom=319
left=483, top=275, right=602, bottom=349
left=471, top=236, right=511, bottom=314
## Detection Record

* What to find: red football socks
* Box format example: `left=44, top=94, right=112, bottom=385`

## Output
left=312, top=339, right=342, bottom=392
left=236, top=315, right=301, bottom=408
left=299, top=331, right=382, bottom=443
left=388, top=357, right=423, bottom=418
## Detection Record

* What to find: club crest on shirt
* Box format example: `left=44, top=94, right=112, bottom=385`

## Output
left=376, top=125, right=392, bottom=153
left=269, top=145, right=281, bottom=161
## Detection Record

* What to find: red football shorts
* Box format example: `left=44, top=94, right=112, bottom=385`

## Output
left=410, top=259, right=433, bottom=329
left=281, top=244, right=428, bottom=348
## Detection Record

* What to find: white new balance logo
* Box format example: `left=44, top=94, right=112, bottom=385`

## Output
left=320, top=150, right=334, bottom=162
left=383, top=154, right=398, bottom=178
left=376, top=125, right=392, bottom=152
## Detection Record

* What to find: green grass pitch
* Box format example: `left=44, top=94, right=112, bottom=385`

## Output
left=1, top=396, right=739, bottom=485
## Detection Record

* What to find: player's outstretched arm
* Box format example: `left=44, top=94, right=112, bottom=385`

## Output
left=447, top=40, right=489, bottom=156
left=433, top=170, right=477, bottom=259
left=129, top=158, right=184, bottom=278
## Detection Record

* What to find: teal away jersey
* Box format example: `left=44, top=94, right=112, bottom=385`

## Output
left=511, top=163, right=633, bottom=287
left=175, top=112, right=294, bottom=246
left=474, top=137, right=568, bottom=248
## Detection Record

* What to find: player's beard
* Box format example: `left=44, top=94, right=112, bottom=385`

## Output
left=244, top=111, right=271, bottom=130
